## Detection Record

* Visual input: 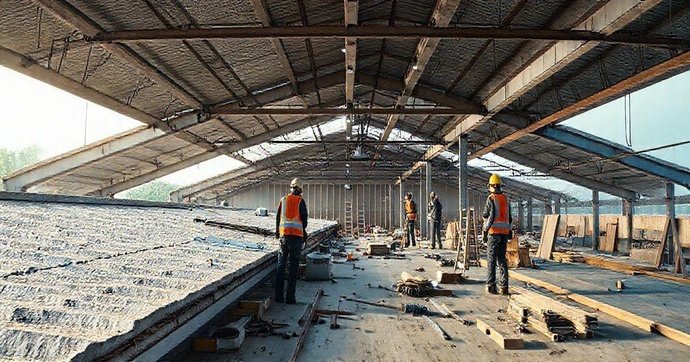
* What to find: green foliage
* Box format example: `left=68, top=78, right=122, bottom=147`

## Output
left=0, top=145, right=42, bottom=186
left=120, top=180, right=180, bottom=202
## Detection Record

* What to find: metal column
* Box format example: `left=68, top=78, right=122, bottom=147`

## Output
left=621, top=198, right=633, bottom=255
left=426, top=161, right=432, bottom=239
left=592, top=190, right=600, bottom=250
left=518, top=198, right=524, bottom=231
left=665, top=182, right=676, bottom=262
left=527, top=198, right=533, bottom=231
left=399, top=178, right=405, bottom=229
left=419, top=167, right=425, bottom=237
left=554, top=197, right=561, bottom=214
left=458, top=135, right=468, bottom=226
left=544, top=199, right=553, bottom=215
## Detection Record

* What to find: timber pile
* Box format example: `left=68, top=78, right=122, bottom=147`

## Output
left=367, top=242, right=389, bottom=256
left=509, top=287, right=597, bottom=341
left=552, top=251, right=585, bottom=263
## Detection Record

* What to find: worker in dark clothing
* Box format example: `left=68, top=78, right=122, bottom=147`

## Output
left=482, top=174, right=512, bottom=296
left=428, top=191, right=443, bottom=249
left=403, top=192, right=418, bottom=250
left=275, top=178, right=308, bottom=304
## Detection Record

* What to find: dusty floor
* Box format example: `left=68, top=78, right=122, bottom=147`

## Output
left=182, top=236, right=690, bottom=362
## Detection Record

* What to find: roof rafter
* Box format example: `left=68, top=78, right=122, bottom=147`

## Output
left=34, top=0, right=203, bottom=108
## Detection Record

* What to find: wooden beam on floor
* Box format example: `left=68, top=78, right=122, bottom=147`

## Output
left=479, top=259, right=690, bottom=347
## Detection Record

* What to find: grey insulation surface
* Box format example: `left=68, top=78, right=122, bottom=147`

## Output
left=0, top=199, right=336, bottom=361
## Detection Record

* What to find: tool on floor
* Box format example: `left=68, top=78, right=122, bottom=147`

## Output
left=428, top=299, right=470, bottom=326
left=424, top=315, right=451, bottom=340
left=616, top=279, right=625, bottom=292
left=192, top=316, right=252, bottom=352
left=342, top=297, right=432, bottom=316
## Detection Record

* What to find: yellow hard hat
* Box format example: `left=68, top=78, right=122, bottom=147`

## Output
left=488, top=174, right=502, bottom=185
left=290, top=178, right=303, bottom=189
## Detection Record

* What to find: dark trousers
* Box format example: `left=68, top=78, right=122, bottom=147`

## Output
left=486, top=233, right=509, bottom=289
left=431, top=219, right=443, bottom=249
left=275, top=235, right=303, bottom=302
left=405, top=219, right=416, bottom=247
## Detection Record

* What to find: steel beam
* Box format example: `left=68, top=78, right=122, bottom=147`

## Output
left=87, top=116, right=332, bottom=196
left=344, top=1, right=358, bottom=105
left=374, top=0, right=463, bottom=158
left=665, top=182, right=676, bottom=262
left=527, top=197, right=533, bottom=231
left=90, top=26, right=689, bottom=47
left=35, top=0, right=202, bottom=108
left=212, top=107, right=477, bottom=116
left=411, top=0, right=665, bottom=169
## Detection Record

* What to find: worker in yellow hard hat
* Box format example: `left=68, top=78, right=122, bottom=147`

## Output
left=275, top=177, right=308, bottom=304
left=482, top=174, right=512, bottom=296
left=403, top=192, right=419, bottom=250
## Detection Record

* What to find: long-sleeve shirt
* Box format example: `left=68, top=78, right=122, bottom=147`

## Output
left=428, top=198, right=443, bottom=220
left=276, top=191, right=308, bottom=237
left=482, top=191, right=511, bottom=233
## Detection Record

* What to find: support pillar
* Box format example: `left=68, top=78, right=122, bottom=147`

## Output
left=527, top=198, right=533, bottom=231
left=665, top=182, right=676, bottom=263
left=399, top=178, right=405, bottom=229
left=518, top=198, right=525, bottom=231
left=621, top=198, right=634, bottom=255
left=592, top=190, right=600, bottom=250
left=419, top=167, right=425, bottom=237
left=458, top=135, right=468, bottom=223
left=426, top=161, right=432, bottom=239
left=544, top=199, right=553, bottom=215
left=554, top=197, right=561, bottom=214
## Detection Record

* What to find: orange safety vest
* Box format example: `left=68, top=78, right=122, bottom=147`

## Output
left=279, top=194, right=304, bottom=237
left=488, top=193, right=510, bottom=235
left=405, top=200, right=417, bottom=220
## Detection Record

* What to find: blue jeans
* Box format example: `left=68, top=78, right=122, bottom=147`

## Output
left=486, top=234, right=509, bottom=289
left=275, top=235, right=303, bottom=302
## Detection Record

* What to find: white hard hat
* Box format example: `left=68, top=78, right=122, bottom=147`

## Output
left=290, top=178, right=303, bottom=189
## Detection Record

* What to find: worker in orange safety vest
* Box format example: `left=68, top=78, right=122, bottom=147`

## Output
left=403, top=192, right=419, bottom=250
left=482, top=174, right=513, bottom=296
left=275, top=178, right=308, bottom=304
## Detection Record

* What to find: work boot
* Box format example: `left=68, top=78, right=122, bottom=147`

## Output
left=274, top=296, right=284, bottom=304
left=286, top=299, right=296, bottom=305
left=485, top=285, right=497, bottom=294
left=499, top=287, right=510, bottom=296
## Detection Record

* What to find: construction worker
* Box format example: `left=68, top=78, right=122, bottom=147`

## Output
left=482, top=174, right=512, bottom=296
left=403, top=192, right=419, bottom=250
left=428, top=191, right=443, bottom=249
left=275, top=178, right=308, bottom=304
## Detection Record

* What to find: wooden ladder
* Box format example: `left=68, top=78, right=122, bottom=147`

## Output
left=454, top=207, right=480, bottom=273
left=344, top=201, right=354, bottom=237
left=357, top=203, right=366, bottom=237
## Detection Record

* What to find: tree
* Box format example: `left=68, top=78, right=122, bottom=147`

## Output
left=0, top=145, right=42, bottom=188
left=120, top=180, right=180, bottom=202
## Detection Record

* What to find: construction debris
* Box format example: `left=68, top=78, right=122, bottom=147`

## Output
left=342, top=297, right=432, bottom=316
left=428, top=299, right=470, bottom=326
left=367, top=242, right=389, bottom=256
left=476, top=318, right=524, bottom=350
left=509, top=287, right=598, bottom=341
left=424, top=316, right=451, bottom=340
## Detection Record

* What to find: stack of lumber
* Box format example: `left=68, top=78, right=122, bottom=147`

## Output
left=367, top=242, right=389, bottom=256
left=509, top=287, right=597, bottom=341
left=551, top=251, right=585, bottom=263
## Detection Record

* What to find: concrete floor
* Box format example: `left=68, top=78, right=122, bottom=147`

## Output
left=183, top=236, right=690, bottom=362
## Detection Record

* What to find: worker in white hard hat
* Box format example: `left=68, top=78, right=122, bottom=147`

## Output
left=275, top=177, right=308, bottom=304
left=482, top=174, right=512, bottom=296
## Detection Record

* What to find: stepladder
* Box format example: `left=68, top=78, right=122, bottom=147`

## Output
left=345, top=201, right=355, bottom=237
left=357, top=203, right=366, bottom=237
left=454, top=207, right=480, bottom=274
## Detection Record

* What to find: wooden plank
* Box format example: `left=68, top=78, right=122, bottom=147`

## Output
left=537, top=214, right=560, bottom=259
left=655, top=218, right=671, bottom=268
left=603, top=223, right=618, bottom=253
left=476, top=318, right=524, bottom=350
left=494, top=264, right=690, bottom=347
left=670, top=220, right=688, bottom=277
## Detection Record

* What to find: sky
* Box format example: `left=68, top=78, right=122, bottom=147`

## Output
left=0, top=64, right=689, bottom=200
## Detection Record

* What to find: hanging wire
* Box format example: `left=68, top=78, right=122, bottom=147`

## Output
left=623, top=94, right=633, bottom=147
